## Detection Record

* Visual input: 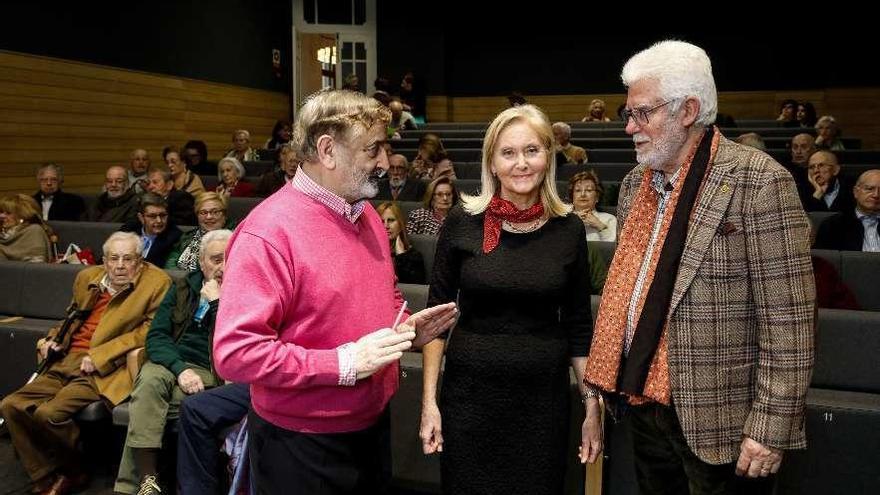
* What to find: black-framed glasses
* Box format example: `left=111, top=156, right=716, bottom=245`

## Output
left=622, top=100, right=673, bottom=126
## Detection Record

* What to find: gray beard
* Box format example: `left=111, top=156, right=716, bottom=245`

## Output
left=390, top=177, right=406, bottom=188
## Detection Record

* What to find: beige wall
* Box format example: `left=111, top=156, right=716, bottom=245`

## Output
left=296, top=32, right=336, bottom=104
left=0, top=50, right=290, bottom=195
left=427, top=89, right=880, bottom=148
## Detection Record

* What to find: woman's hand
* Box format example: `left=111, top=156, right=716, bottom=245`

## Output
left=579, top=397, right=603, bottom=464
left=578, top=210, right=606, bottom=231
left=420, top=400, right=444, bottom=454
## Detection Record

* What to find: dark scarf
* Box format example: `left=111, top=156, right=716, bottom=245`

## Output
left=482, top=195, right=544, bottom=253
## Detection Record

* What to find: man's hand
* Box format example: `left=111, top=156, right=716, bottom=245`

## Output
left=200, top=279, right=221, bottom=302
left=178, top=369, right=206, bottom=395
left=353, top=328, right=415, bottom=380
left=808, top=171, right=828, bottom=199
left=39, top=339, right=63, bottom=360
left=735, top=437, right=783, bottom=478
left=80, top=356, right=97, bottom=375
left=396, top=302, right=458, bottom=348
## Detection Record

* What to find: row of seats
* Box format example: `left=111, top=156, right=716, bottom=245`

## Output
left=390, top=147, right=880, bottom=165
left=392, top=136, right=862, bottom=151
left=419, top=119, right=822, bottom=130
left=403, top=126, right=826, bottom=140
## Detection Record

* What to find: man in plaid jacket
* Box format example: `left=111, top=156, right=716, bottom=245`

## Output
left=584, top=40, right=815, bottom=494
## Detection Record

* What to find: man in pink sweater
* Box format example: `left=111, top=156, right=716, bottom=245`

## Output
left=213, top=89, right=457, bottom=494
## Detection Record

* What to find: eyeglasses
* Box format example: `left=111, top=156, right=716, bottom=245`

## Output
left=498, top=145, right=545, bottom=162
left=106, top=255, right=140, bottom=266
left=622, top=100, right=673, bottom=126
left=143, top=213, right=168, bottom=220
left=197, top=209, right=225, bottom=217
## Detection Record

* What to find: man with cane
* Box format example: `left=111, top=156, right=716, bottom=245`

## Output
left=1, top=232, right=170, bottom=495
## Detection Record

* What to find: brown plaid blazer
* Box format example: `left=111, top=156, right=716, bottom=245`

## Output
left=616, top=136, right=815, bottom=464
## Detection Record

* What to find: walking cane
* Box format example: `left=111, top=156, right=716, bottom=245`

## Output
left=0, top=303, right=90, bottom=429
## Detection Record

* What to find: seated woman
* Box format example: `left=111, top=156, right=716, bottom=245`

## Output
left=214, top=157, right=255, bottom=198
left=815, top=115, right=846, bottom=150
left=797, top=102, right=818, bottom=128
left=376, top=202, right=426, bottom=284
left=165, top=193, right=236, bottom=270
left=407, top=176, right=457, bottom=236
left=264, top=120, right=291, bottom=151
left=165, top=146, right=206, bottom=198
left=0, top=194, right=54, bottom=262
left=581, top=98, right=612, bottom=122
left=410, top=133, right=452, bottom=180
left=569, top=170, right=617, bottom=241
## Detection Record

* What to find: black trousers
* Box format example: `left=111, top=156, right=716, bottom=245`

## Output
left=628, top=402, right=775, bottom=495
left=248, top=408, right=391, bottom=495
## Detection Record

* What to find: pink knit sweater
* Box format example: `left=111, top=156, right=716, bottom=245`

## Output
left=214, top=184, right=405, bottom=433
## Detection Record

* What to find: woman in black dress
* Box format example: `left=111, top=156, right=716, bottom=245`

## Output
left=420, top=104, right=603, bottom=494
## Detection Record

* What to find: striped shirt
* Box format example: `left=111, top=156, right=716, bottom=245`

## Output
left=856, top=209, right=880, bottom=252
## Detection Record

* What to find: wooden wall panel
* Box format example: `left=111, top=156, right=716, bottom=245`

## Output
left=0, top=50, right=290, bottom=195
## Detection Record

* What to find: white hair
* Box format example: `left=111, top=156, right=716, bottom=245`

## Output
left=217, top=157, right=246, bottom=180
left=103, top=231, right=143, bottom=257
left=200, top=229, right=233, bottom=259
left=621, top=40, right=717, bottom=126
left=233, top=129, right=250, bottom=140
left=551, top=122, right=572, bottom=138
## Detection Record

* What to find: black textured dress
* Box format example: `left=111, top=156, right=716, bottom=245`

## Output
left=427, top=205, right=593, bottom=494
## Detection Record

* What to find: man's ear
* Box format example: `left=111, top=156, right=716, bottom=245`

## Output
left=680, top=97, right=701, bottom=128
left=315, top=134, right=337, bottom=170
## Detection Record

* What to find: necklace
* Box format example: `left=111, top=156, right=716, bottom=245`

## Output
left=503, top=218, right=542, bottom=233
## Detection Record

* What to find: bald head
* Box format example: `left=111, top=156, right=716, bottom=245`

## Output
left=854, top=169, right=880, bottom=215
left=389, top=100, right=403, bottom=119
left=130, top=149, right=150, bottom=175
left=791, top=134, right=816, bottom=166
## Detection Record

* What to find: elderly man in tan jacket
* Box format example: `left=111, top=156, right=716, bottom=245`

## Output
left=0, top=232, right=171, bottom=495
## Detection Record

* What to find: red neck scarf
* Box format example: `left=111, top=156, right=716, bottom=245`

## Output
left=482, top=195, right=545, bottom=253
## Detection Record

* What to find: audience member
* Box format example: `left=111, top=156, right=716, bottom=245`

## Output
left=797, top=102, right=818, bottom=128
left=255, top=144, right=299, bottom=197
left=32, top=163, right=86, bottom=221
left=377, top=202, right=426, bottom=284
left=552, top=122, right=588, bottom=164
left=582, top=98, right=612, bottom=122
left=177, top=383, right=251, bottom=495
left=406, top=176, right=457, bottom=236
left=507, top=91, right=527, bottom=107
left=777, top=98, right=799, bottom=127
left=165, top=193, right=235, bottom=270
left=0, top=194, right=54, bottom=262
left=377, top=154, right=427, bottom=201
left=214, top=157, right=255, bottom=198
left=89, top=166, right=139, bottom=223
left=399, top=71, right=425, bottom=117
left=144, top=167, right=197, bottom=226
left=341, top=73, right=360, bottom=92
left=119, top=193, right=183, bottom=267
left=785, top=133, right=817, bottom=207
left=569, top=170, right=617, bottom=241
left=224, top=130, right=259, bottom=162
left=183, top=140, right=212, bottom=176
left=0, top=232, right=171, bottom=495
left=815, top=115, right=845, bottom=150
left=735, top=132, right=767, bottom=151
left=410, top=133, right=451, bottom=180
left=389, top=100, right=418, bottom=134
left=164, top=146, right=206, bottom=198
left=128, top=149, right=151, bottom=195
left=114, top=229, right=231, bottom=495
left=264, top=120, right=292, bottom=151
left=814, top=169, right=880, bottom=251
left=805, top=150, right=854, bottom=212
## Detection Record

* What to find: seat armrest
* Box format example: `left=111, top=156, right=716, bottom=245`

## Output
left=126, top=347, right=146, bottom=382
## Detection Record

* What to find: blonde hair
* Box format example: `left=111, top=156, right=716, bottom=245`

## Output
left=194, top=192, right=228, bottom=213
left=375, top=202, right=411, bottom=250
left=292, top=90, right=392, bottom=163
left=460, top=104, right=571, bottom=217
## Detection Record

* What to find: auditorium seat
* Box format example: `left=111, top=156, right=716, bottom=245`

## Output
left=812, top=309, right=880, bottom=393
left=409, top=234, right=437, bottom=277
left=49, top=220, right=123, bottom=264
left=839, top=251, right=880, bottom=311
left=226, top=197, right=264, bottom=222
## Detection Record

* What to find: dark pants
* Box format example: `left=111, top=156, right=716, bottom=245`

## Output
left=247, top=408, right=391, bottom=495
left=177, top=383, right=251, bottom=495
left=629, top=402, right=775, bottom=495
